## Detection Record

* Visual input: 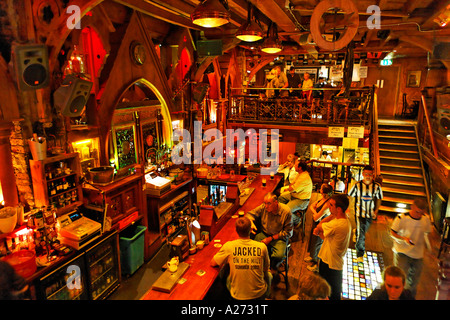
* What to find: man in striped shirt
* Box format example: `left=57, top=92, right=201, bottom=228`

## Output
left=348, top=165, right=383, bottom=262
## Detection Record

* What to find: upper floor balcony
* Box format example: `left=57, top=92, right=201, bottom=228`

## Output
left=228, top=87, right=375, bottom=129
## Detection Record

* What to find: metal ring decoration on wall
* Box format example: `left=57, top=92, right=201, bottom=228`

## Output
left=310, top=0, right=359, bottom=51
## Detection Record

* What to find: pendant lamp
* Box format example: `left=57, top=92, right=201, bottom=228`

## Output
left=236, top=3, right=263, bottom=42
left=191, top=0, right=230, bottom=28
left=261, top=22, right=282, bottom=54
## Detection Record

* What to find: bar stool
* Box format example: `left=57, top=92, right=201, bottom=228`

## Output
left=278, top=239, right=292, bottom=290
left=293, top=208, right=307, bottom=242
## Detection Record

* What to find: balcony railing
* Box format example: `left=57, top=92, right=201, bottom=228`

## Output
left=228, top=87, right=374, bottom=126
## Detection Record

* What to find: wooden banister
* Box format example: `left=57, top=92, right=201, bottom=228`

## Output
left=420, top=93, right=439, bottom=158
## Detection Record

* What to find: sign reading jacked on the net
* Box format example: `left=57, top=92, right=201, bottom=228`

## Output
left=171, top=121, right=279, bottom=175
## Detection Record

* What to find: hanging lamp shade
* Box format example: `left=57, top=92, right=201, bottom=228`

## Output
left=261, top=23, right=282, bottom=54
left=191, top=0, right=230, bottom=28
left=236, top=3, right=263, bottom=42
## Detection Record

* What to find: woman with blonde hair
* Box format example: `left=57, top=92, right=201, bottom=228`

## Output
left=289, top=273, right=331, bottom=300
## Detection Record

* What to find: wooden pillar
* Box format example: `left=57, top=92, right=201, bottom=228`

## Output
left=0, top=121, right=19, bottom=207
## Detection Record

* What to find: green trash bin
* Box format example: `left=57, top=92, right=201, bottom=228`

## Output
left=119, top=225, right=147, bottom=275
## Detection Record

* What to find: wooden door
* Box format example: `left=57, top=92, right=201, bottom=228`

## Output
left=364, top=66, right=400, bottom=117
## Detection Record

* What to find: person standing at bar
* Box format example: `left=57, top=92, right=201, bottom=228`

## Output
left=313, top=194, right=351, bottom=300
left=302, top=72, right=314, bottom=101
left=305, top=183, right=333, bottom=273
left=211, top=217, right=272, bottom=300
left=245, top=193, right=293, bottom=272
left=287, top=68, right=301, bottom=97
left=390, top=198, right=431, bottom=298
left=348, top=165, right=383, bottom=262
left=269, top=66, right=288, bottom=97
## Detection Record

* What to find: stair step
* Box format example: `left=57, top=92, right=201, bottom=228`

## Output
left=379, top=205, right=409, bottom=215
left=378, top=128, right=414, bottom=133
left=383, top=191, right=427, bottom=202
left=381, top=172, right=424, bottom=184
left=379, top=141, right=417, bottom=147
left=380, top=163, right=421, bottom=170
left=379, top=148, right=418, bottom=154
left=379, top=135, right=416, bottom=140
left=382, top=196, right=415, bottom=205
left=380, top=155, right=420, bottom=162
left=382, top=178, right=424, bottom=187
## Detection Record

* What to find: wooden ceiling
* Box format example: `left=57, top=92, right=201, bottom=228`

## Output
left=113, top=0, right=450, bottom=58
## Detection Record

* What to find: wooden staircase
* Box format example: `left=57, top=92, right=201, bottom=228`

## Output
left=377, top=121, right=428, bottom=216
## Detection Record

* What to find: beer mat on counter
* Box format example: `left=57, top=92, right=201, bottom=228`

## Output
left=239, top=187, right=255, bottom=205
left=214, top=201, right=233, bottom=220
left=151, top=262, right=190, bottom=293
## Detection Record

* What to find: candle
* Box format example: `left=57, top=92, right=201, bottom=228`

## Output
left=262, top=178, right=267, bottom=187
left=270, top=172, right=274, bottom=180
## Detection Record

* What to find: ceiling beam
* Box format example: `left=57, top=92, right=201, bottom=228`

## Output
left=420, top=0, right=450, bottom=29
left=114, top=0, right=200, bottom=29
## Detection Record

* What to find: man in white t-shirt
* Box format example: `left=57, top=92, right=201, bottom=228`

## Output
left=390, top=198, right=431, bottom=298
left=313, top=193, right=351, bottom=300
left=211, top=217, right=272, bottom=300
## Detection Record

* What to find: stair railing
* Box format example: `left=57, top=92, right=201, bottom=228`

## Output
left=369, top=85, right=380, bottom=176
left=420, top=93, right=439, bottom=158
left=418, top=92, right=437, bottom=223
left=413, top=123, right=434, bottom=224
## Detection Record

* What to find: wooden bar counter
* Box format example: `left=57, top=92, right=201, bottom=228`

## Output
left=141, top=174, right=282, bottom=300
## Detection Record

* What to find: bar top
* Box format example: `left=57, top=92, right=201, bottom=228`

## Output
left=141, top=174, right=282, bottom=300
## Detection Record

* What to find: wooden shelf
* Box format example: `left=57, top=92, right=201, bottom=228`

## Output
left=29, top=153, right=83, bottom=216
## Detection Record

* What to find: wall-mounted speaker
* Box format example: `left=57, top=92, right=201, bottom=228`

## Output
left=192, top=83, right=210, bottom=104
left=436, top=107, right=450, bottom=136
left=53, top=75, right=93, bottom=117
left=13, top=44, right=49, bottom=91
left=433, top=42, right=450, bottom=61
left=197, top=40, right=223, bottom=57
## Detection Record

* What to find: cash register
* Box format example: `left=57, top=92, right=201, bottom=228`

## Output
left=57, top=210, right=102, bottom=250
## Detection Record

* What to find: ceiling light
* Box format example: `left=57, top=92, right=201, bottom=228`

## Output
left=236, top=3, right=263, bottom=42
left=191, top=0, right=230, bottom=28
left=261, top=22, right=282, bottom=54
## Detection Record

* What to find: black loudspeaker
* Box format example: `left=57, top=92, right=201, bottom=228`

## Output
left=13, top=44, right=49, bottom=91
left=197, top=40, right=223, bottom=57
left=193, top=83, right=210, bottom=104
left=433, top=42, right=450, bottom=61
left=436, top=107, right=450, bottom=136
left=53, top=75, right=93, bottom=117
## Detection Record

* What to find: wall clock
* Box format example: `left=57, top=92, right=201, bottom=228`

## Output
left=130, top=41, right=146, bottom=65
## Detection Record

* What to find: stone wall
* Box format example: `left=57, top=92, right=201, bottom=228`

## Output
left=10, top=119, right=34, bottom=208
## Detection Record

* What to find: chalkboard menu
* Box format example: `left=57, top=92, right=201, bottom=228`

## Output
left=113, top=124, right=137, bottom=169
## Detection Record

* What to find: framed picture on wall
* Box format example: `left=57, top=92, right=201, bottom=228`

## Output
left=112, top=123, right=138, bottom=169
left=406, top=70, right=421, bottom=87
left=141, top=120, right=159, bottom=164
